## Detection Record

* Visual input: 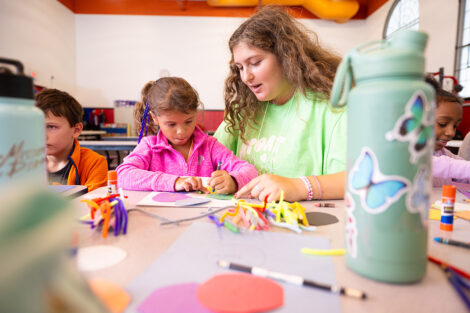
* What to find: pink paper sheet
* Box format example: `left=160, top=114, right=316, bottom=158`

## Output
left=138, top=282, right=212, bottom=313
left=152, top=192, right=191, bottom=202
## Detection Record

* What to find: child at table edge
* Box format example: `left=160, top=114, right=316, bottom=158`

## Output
left=116, top=77, right=257, bottom=193
left=426, top=76, right=470, bottom=186
left=35, top=88, right=108, bottom=191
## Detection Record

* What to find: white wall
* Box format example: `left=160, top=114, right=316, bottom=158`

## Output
left=0, top=0, right=76, bottom=93
left=420, top=0, right=459, bottom=75
left=75, top=15, right=244, bottom=109
left=75, top=14, right=373, bottom=109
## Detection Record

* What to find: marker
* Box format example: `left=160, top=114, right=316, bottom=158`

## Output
left=217, top=260, right=367, bottom=300
left=434, top=237, right=470, bottom=250
left=211, top=161, right=223, bottom=192
left=314, top=203, right=336, bottom=208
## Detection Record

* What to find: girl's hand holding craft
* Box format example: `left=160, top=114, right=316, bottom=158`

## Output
left=235, top=174, right=306, bottom=202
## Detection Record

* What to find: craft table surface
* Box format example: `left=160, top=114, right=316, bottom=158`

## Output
left=50, top=185, right=88, bottom=199
left=74, top=187, right=470, bottom=313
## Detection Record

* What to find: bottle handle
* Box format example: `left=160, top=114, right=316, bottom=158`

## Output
left=330, top=39, right=388, bottom=108
left=330, top=53, right=353, bottom=108
left=356, top=39, right=388, bottom=55
left=0, top=58, right=24, bottom=75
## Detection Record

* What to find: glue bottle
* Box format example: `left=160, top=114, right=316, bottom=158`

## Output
left=440, top=185, right=456, bottom=231
left=107, top=170, right=118, bottom=194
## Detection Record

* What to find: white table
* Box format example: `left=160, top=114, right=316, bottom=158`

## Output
left=79, top=130, right=107, bottom=140
left=49, top=185, right=88, bottom=199
left=447, top=140, right=463, bottom=148
left=74, top=188, right=470, bottom=313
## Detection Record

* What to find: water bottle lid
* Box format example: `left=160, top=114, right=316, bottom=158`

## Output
left=351, top=31, right=428, bottom=81
left=0, top=58, right=34, bottom=99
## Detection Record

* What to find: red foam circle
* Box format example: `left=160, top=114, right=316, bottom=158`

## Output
left=197, top=273, right=283, bottom=313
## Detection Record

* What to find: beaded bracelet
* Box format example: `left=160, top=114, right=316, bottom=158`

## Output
left=312, top=175, right=322, bottom=200
left=300, top=176, right=313, bottom=201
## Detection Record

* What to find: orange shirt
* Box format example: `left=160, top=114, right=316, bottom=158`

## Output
left=67, top=139, right=108, bottom=191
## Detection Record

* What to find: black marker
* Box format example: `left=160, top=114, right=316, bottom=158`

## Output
left=217, top=260, right=367, bottom=300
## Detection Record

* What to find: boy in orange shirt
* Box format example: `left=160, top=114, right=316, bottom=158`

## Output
left=35, top=89, right=108, bottom=191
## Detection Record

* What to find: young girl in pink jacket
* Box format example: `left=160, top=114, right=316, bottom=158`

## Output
left=117, top=77, right=257, bottom=193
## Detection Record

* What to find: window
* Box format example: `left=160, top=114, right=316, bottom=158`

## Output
left=383, top=0, right=420, bottom=39
left=456, top=0, right=470, bottom=98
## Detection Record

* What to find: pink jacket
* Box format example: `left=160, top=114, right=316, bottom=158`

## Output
left=433, top=148, right=470, bottom=187
left=117, top=126, right=257, bottom=191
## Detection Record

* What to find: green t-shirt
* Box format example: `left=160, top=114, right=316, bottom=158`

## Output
left=214, top=91, right=347, bottom=178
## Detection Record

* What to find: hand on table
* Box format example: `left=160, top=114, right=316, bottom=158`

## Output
left=174, top=176, right=204, bottom=192
left=208, top=170, right=237, bottom=194
left=235, top=174, right=305, bottom=202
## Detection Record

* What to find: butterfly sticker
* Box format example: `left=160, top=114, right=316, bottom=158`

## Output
left=385, top=91, right=434, bottom=163
left=349, top=148, right=410, bottom=214
left=345, top=192, right=357, bottom=259
left=406, top=165, right=431, bottom=225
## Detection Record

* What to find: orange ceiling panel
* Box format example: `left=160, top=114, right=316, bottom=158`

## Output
left=57, top=0, right=388, bottom=19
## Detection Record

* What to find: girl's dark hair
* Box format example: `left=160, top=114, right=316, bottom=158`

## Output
left=425, top=75, right=464, bottom=107
left=224, top=5, right=341, bottom=141
left=135, top=77, right=201, bottom=137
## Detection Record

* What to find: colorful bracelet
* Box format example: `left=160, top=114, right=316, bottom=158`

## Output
left=312, top=175, right=322, bottom=200
left=300, top=176, right=313, bottom=201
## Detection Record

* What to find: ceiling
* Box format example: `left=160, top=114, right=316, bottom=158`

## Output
left=58, top=0, right=389, bottom=21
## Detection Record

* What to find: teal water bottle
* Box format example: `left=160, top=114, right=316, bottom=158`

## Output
left=0, top=58, right=46, bottom=186
left=330, top=31, right=434, bottom=283
left=0, top=59, right=108, bottom=313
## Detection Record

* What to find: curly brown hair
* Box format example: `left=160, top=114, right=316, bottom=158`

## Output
left=135, top=77, right=202, bottom=137
left=224, top=5, right=341, bottom=142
